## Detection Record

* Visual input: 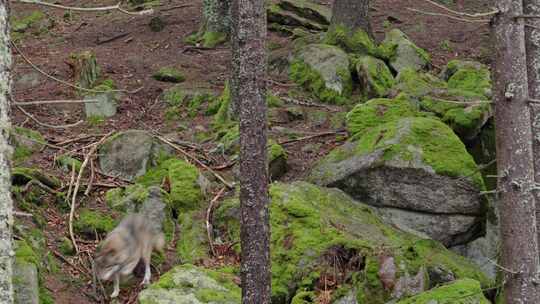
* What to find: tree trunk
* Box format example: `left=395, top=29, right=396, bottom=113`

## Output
left=492, top=1, right=540, bottom=302
left=0, top=0, right=14, bottom=302
left=231, top=0, right=271, bottom=303
left=330, top=0, right=372, bottom=37
left=195, top=0, right=231, bottom=48
left=523, top=0, right=540, bottom=262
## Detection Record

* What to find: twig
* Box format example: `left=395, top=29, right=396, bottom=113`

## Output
left=160, top=3, right=193, bottom=12
left=280, top=96, right=338, bottom=111
left=69, top=132, right=113, bottom=253
left=15, top=0, right=154, bottom=16
left=22, top=179, right=58, bottom=194
left=14, top=211, right=33, bottom=217
left=206, top=187, right=227, bottom=257
left=13, top=99, right=98, bottom=106
left=97, top=32, right=130, bottom=45
left=487, top=257, right=519, bottom=275
left=420, top=0, right=498, bottom=18
left=156, top=135, right=234, bottom=188
left=406, top=8, right=490, bottom=23
left=279, top=131, right=347, bottom=145
left=15, top=104, right=83, bottom=129
left=51, top=249, right=88, bottom=277
left=84, top=158, right=96, bottom=196
left=54, top=134, right=106, bottom=146
left=11, top=42, right=143, bottom=94
left=66, top=164, right=76, bottom=204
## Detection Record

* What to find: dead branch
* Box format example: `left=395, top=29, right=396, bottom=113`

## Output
left=279, top=131, right=347, bottom=145
left=15, top=104, right=83, bottom=129
left=156, top=135, right=234, bottom=188
left=206, top=187, right=227, bottom=257
left=420, top=0, right=498, bottom=18
left=69, top=132, right=113, bottom=253
left=15, top=0, right=154, bottom=16
left=13, top=211, right=33, bottom=217
left=84, top=158, right=96, bottom=196
left=406, top=8, right=490, bottom=23
left=13, top=99, right=98, bottom=106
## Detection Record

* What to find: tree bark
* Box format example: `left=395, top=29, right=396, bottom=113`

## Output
left=0, top=0, right=14, bottom=302
left=330, top=0, right=372, bottom=37
left=492, top=1, right=540, bottom=302
left=523, top=0, right=540, bottom=263
left=231, top=0, right=271, bottom=303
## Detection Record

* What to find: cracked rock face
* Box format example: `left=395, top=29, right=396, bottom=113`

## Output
left=309, top=117, right=486, bottom=247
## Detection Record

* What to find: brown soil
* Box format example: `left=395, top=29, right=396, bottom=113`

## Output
left=10, top=0, right=494, bottom=303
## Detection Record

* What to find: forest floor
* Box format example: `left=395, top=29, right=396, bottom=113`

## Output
left=10, top=0, right=494, bottom=303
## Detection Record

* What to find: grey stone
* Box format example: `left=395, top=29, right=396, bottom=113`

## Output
left=84, top=91, right=118, bottom=118
left=380, top=29, right=430, bottom=73
left=14, top=71, right=41, bottom=90
left=333, top=290, right=357, bottom=304
left=13, top=262, right=39, bottom=304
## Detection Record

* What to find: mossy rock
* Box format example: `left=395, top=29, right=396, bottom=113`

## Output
left=395, top=279, right=489, bottom=304
left=213, top=182, right=491, bottom=303
left=55, top=155, right=82, bottom=172
left=355, top=55, right=395, bottom=98
left=290, top=44, right=352, bottom=105
left=176, top=211, right=210, bottom=264
left=394, top=68, right=447, bottom=98
left=10, top=10, right=53, bottom=40
left=269, top=142, right=288, bottom=180
left=11, top=167, right=61, bottom=189
left=10, top=126, right=45, bottom=163
left=440, top=60, right=489, bottom=81
left=74, top=209, right=117, bottom=236
left=267, top=3, right=327, bottom=32
left=277, top=0, right=331, bottom=26
left=346, top=95, right=417, bottom=137
left=139, top=264, right=241, bottom=304
left=325, top=24, right=378, bottom=56
left=378, top=29, right=431, bottom=73
left=105, top=183, right=149, bottom=212
left=153, top=67, right=186, bottom=83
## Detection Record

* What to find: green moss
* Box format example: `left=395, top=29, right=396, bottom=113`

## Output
left=164, top=106, right=181, bottom=121
left=290, top=59, right=351, bottom=105
left=395, top=68, right=447, bottom=97
left=187, top=94, right=210, bottom=117
left=15, top=240, right=40, bottom=266
left=354, top=117, right=484, bottom=188
left=346, top=96, right=417, bottom=137
left=447, top=68, right=491, bottom=97
left=213, top=82, right=233, bottom=127
left=58, top=237, right=75, bottom=256
left=11, top=11, right=46, bottom=34
left=74, top=209, right=116, bottom=236
left=291, top=291, right=316, bottom=304
left=201, top=31, right=227, bottom=48
left=267, top=93, right=284, bottom=107
left=153, top=67, right=185, bottom=83
left=176, top=211, right=209, bottom=263
left=87, top=115, right=105, bottom=126
left=325, top=24, right=377, bottom=55
left=218, top=125, right=240, bottom=154
left=269, top=143, right=287, bottom=162
left=163, top=86, right=186, bottom=106
left=356, top=55, right=395, bottom=98
left=396, top=279, right=489, bottom=304
left=11, top=167, right=61, bottom=189
left=11, top=126, right=45, bottom=162
left=55, top=155, right=82, bottom=172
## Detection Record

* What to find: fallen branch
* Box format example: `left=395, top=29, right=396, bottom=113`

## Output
left=14, top=211, right=33, bottom=217
left=280, top=96, right=338, bottom=111
left=15, top=0, right=154, bottom=16
left=206, top=187, right=227, bottom=257
left=69, top=132, right=113, bottom=253
left=279, top=131, right=347, bottom=145
left=13, top=99, right=98, bottom=106
left=420, top=0, right=498, bottom=18
left=406, top=8, right=490, bottom=23
left=84, top=158, right=96, bottom=196
left=156, top=135, right=234, bottom=188
left=15, top=104, right=83, bottom=129
left=97, top=32, right=130, bottom=45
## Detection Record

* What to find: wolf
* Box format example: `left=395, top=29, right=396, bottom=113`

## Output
left=95, top=187, right=166, bottom=298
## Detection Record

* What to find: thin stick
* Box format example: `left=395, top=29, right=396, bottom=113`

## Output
left=66, top=164, right=76, bottom=204
left=206, top=187, right=227, bottom=257
left=156, top=135, right=234, bottom=188
left=15, top=0, right=154, bottom=16
left=15, top=104, right=83, bottom=129
left=420, top=0, right=498, bottom=18
left=14, top=211, right=33, bottom=217
left=84, top=158, right=96, bottom=196
left=11, top=42, right=143, bottom=94
left=13, top=99, right=98, bottom=106
left=279, top=131, right=346, bottom=145
left=69, top=132, right=113, bottom=253
left=406, top=8, right=490, bottom=23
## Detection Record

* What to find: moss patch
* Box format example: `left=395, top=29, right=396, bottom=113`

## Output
left=396, top=278, right=489, bottom=304
left=325, top=24, right=377, bottom=55
left=153, top=67, right=185, bottom=83
left=395, top=68, right=447, bottom=97
left=176, top=211, right=209, bottom=263
left=74, top=209, right=116, bottom=236
left=355, top=55, right=395, bottom=98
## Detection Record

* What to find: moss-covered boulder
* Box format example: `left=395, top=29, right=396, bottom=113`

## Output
left=355, top=55, right=395, bottom=98
left=346, top=95, right=417, bottom=137
left=74, top=209, right=116, bottom=237
left=394, top=68, right=447, bottom=98
left=153, top=67, right=186, bottom=83
left=177, top=211, right=210, bottom=264
left=11, top=167, right=61, bottom=189
left=290, top=44, right=352, bottom=104
left=138, top=264, right=240, bottom=304
left=84, top=80, right=119, bottom=118
left=395, top=279, right=489, bottom=304
left=325, top=25, right=378, bottom=56
left=98, top=130, right=173, bottom=181
left=10, top=127, right=45, bottom=163
left=309, top=117, right=486, bottom=246
left=379, top=29, right=431, bottom=73
left=269, top=142, right=288, bottom=180
left=214, top=182, right=491, bottom=303
left=268, top=2, right=328, bottom=32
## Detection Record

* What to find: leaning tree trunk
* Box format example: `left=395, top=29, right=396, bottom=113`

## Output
left=231, top=0, right=271, bottom=303
left=0, top=0, right=14, bottom=303
left=329, top=0, right=372, bottom=37
left=492, top=1, right=540, bottom=302
left=523, top=0, right=540, bottom=261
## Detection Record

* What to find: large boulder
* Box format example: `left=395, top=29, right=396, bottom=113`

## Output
left=379, top=29, right=431, bottom=73
left=395, top=279, right=490, bottom=304
left=138, top=264, right=240, bottom=304
left=98, top=130, right=173, bottom=181
left=355, top=55, right=395, bottom=99
left=290, top=44, right=352, bottom=104
left=309, top=117, right=486, bottom=246
left=214, top=182, right=491, bottom=304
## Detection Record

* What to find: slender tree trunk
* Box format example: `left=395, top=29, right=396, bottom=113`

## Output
left=492, top=1, right=540, bottom=302
left=330, top=0, right=372, bottom=37
left=0, top=0, right=14, bottom=302
left=523, top=0, right=540, bottom=262
left=231, top=0, right=271, bottom=303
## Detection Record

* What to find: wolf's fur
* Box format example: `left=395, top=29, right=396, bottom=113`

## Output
left=95, top=213, right=165, bottom=298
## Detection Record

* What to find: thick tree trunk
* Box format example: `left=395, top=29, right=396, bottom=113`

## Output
left=195, top=0, right=231, bottom=48
left=0, top=0, right=14, bottom=302
left=523, top=0, right=540, bottom=262
left=330, top=0, right=372, bottom=36
left=231, top=0, right=271, bottom=303
left=492, top=1, right=540, bottom=302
